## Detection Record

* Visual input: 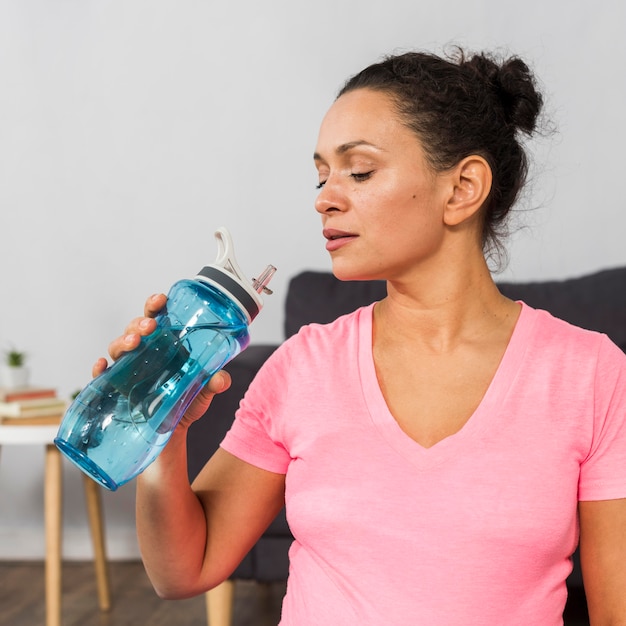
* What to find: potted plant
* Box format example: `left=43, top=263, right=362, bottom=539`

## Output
left=2, top=347, right=30, bottom=389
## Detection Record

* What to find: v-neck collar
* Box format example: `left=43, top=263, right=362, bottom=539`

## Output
left=358, top=301, right=536, bottom=470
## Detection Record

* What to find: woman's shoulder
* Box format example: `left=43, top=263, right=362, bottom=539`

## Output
left=257, top=304, right=374, bottom=378
left=521, top=301, right=625, bottom=365
left=285, top=303, right=373, bottom=345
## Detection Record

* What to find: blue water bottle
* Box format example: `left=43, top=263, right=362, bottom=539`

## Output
left=55, top=227, right=276, bottom=491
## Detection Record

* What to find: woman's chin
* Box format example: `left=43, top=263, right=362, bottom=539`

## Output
left=330, top=262, right=383, bottom=283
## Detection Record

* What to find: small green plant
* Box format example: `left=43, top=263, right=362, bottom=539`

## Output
left=5, top=348, right=26, bottom=368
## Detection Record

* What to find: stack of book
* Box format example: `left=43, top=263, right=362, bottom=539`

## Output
left=0, top=386, right=67, bottom=424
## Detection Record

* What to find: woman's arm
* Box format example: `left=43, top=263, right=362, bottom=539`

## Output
left=579, top=498, right=626, bottom=625
left=98, top=294, right=286, bottom=599
left=136, top=427, right=285, bottom=599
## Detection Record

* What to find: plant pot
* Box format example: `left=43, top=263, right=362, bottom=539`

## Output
left=1, top=365, right=30, bottom=389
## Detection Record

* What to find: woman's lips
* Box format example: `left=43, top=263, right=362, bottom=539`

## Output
left=323, top=229, right=357, bottom=252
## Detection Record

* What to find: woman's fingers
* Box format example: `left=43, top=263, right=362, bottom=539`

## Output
left=92, top=294, right=168, bottom=378
left=179, top=370, right=232, bottom=426
left=113, top=294, right=166, bottom=357
left=92, top=357, right=109, bottom=378
left=145, top=293, right=167, bottom=318
left=206, top=370, right=232, bottom=395
left=107, top=331, right=142, bottom=362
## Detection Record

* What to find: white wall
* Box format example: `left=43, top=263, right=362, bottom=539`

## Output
left=1, top=0, right=624, bottom=560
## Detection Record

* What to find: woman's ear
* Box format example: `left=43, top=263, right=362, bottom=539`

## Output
left=443, top=156, right=492, bottom=227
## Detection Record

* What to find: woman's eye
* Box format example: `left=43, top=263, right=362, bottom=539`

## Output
left=316, top=170, right=373, bottom=189
left=350, top=171, right=374, bottom=182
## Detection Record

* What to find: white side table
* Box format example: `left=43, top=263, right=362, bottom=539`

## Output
left=0, top=416, right=111, bottom=626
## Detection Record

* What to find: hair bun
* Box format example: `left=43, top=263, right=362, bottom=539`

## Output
left=463, top=53, right=543, bottom=135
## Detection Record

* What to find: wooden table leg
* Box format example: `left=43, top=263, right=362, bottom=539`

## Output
left=82, top=474, right=111, bottom=611
left=44, top=443, right=62, bottom=626
left=206, top=579, right=235, bottom=626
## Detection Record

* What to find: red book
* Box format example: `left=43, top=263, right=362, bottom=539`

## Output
left=0, top=386, right=57, bottom=403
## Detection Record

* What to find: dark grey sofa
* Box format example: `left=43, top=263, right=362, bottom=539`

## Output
left=186, top=266, right=626, bottom=596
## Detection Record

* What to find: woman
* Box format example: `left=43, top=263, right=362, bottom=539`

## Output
left=99, top=49, right=626, bottom=624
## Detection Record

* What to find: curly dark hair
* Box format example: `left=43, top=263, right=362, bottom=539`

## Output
left=337, top=48, right=544, bottom=266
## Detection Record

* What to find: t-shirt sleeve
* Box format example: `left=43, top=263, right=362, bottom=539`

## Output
left=578, top=336, right=626, bottom=501
left=220, top=339, right=293, bottom=475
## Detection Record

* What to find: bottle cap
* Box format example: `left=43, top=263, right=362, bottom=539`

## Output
left=195, top=227, right=276, bottom=323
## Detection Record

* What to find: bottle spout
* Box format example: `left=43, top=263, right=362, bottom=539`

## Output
left=252, top=265, right=277, bottom=295
left=214, top=228, right=277, bottom=295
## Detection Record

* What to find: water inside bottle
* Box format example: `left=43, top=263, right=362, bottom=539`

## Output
left=55, top=321, right=248, bottom=490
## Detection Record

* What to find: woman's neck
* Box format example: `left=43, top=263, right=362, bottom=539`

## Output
left=374, top=256, right=519, bottom=352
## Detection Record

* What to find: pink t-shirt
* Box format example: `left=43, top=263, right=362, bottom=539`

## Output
left=221, top=303, right=626, bottom=625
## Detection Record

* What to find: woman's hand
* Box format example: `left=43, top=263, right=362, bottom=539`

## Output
left=91, top=293, right=231, bottom=428
left=92, top=293, right=167, bottom=377
left=178, top=369, right=231, bottom=427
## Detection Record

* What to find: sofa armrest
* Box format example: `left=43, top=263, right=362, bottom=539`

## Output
left=186, top=344, right=279, bottom=482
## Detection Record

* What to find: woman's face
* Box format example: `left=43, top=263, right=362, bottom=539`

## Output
left=314, top=88, right=453, bottom=283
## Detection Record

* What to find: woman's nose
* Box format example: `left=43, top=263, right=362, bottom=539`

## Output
left=314, top=177, right=346, bottom=215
